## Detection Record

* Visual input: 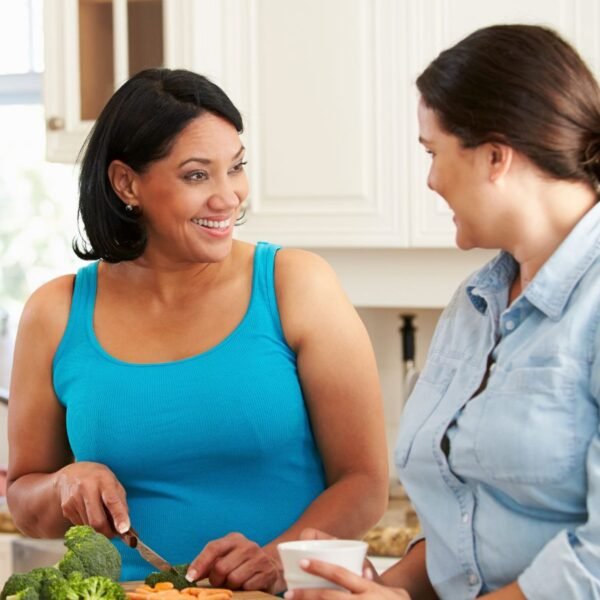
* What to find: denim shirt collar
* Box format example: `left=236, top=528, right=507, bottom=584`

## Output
left=466, top=201, right=600, bottom=319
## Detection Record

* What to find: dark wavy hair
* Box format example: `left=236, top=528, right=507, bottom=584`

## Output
left=74, top=68, right=244, bottom=262
left=417, top=24, right=600, bottom=195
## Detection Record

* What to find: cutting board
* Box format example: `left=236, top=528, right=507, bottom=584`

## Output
left=122, top=582, right=278, bottom=599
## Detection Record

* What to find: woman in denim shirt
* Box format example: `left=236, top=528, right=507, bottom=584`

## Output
left=286, top=24, right=600, bottom=600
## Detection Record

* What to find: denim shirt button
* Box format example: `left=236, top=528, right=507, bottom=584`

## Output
left=468, top=573, right=479, bottom=586
left=505, top=319, right=515, bottom=331
left=462, top=513, right=470, bottom=523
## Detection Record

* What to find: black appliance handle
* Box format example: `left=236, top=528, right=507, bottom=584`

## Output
left=400, top=314, right=416, bottom=363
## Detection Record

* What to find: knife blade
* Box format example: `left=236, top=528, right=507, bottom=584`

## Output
left=119, top=527, right=175, bottom=573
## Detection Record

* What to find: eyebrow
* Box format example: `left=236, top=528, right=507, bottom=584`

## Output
left=418, top=136, right=431, bottom=145
left=178, top=145, right=245, bottom=167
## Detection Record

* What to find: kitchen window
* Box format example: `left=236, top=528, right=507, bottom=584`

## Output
left=0, top=0, right=81, bottom=318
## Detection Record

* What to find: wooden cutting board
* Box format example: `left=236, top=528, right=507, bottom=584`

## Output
left=122, top=582, right=278, bottom=599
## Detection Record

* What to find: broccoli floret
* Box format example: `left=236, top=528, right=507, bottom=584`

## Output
left=56, top=550, right=86, bottom=578
left=144, top=564, right=190, bottom=590
left=6, top=588, right=39, bottom=600
left=44, top=578, right=78, bottom=600
left=61, top=525, right=121, bottom=581
left=29, top=567, right=64, bottom=600
left=1, top=567, right=65, bottom=600
left=1, top=574, right=41, bottom=600
left=70, top=575, right=125, bottom=600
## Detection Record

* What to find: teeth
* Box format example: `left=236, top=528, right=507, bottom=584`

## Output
left=191, top=218, right=231, bottom=229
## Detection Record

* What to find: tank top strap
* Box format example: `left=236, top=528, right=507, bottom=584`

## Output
left=251, top=241, right=285, bottom=336
left=53, top=261, right=99, bottom=368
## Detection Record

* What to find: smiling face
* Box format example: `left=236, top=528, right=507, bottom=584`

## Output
left=129, top=112, right=248, bottom=265
left=417, top=97, right=500, bottom=250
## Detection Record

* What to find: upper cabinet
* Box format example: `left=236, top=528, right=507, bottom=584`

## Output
left=43, top=0, right=600, bottom=247
left=43, top=0, right=201, bottom=163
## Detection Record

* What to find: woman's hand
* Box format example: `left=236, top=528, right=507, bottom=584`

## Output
left=299, top=528, right=382, bottom=584
left=285, top=558, right=411, bottom=600
left=55, top=461, right=130, bottom=538
left=186, top=532, right=284, bottom=593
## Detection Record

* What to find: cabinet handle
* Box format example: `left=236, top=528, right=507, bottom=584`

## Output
left=47, top=116, right=65, bottom=131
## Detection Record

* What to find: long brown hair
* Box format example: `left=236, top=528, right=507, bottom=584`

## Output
left=417, top=24, right=600, bottom=194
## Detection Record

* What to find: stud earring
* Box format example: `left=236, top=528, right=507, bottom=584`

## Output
left=125, top=204, right=134, bottom=212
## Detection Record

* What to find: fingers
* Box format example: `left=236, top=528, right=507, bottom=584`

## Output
left=299, top=528, right=336, bottom=541
left=101, top=487, right=130, bottom=534
left=56, top=462, right=128, bottom=537
left=298, top=559, right=370, bottom=594
left=186, top=533, right=279, bottom=592
left=186, top=534, right=243, bottom=583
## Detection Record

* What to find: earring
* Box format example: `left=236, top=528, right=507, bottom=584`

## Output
left=125, top=204, right=134, bottom=212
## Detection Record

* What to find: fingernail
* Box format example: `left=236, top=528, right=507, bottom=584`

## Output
left=284, top=592, right=294, bottom=599
left=185, top=568, right=198, bottom=582
left=299, top=559, right=310, bottom=568
left=364, top=567, right=374, bottom=580
left=117, top=521, right=129, bottom=534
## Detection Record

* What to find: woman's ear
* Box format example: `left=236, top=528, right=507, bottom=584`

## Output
left=488, top=142, right=513, bottom=182
left=108, top=160, right=139, bottom=208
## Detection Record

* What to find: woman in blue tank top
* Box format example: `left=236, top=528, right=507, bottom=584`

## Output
left=6, top=69, right=388, bottom=591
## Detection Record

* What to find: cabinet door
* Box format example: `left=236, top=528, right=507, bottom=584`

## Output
left=407, top=0, right=600, bottom=247
left=192, top=0, right=409, bottom=248
left=44, top=0, right=167, bottom=163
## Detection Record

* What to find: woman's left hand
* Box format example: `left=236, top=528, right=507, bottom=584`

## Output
left=285, top=559, right=411, bottom=600
left=185, top=532, right=284, bottom=593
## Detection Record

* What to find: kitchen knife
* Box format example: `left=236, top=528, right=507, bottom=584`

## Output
left=400, top=314, right=419, bottom=401
left=119, top=527, right=176, bottom=574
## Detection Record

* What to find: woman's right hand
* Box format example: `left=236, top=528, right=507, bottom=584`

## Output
left=285, top=557, right=411, bottom=600
left=55, top=461, right=130, bottom=538
left=299, top=528, right=382, bottom=584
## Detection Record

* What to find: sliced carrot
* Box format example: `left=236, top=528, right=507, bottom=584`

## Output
left=154, top=582, right=175, bottom=590
left=126, top=593, right=151, bottom=599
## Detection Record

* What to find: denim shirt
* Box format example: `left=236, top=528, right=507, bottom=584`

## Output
left=395, top=202, right=600, bottom=599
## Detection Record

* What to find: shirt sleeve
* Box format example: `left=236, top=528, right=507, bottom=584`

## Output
left=517, top=317, right=600, bottom=599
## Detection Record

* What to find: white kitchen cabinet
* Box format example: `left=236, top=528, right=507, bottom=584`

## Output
left=43, top=0, right=202, bottom=162
left=406, top=0, right=600, bottom=247
left=183, top=0, right=600, bottom=248
left=44, top=0, right=600, bottom=247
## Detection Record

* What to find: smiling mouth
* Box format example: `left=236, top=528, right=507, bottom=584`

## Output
left=190, top=217, right=232, bottom=230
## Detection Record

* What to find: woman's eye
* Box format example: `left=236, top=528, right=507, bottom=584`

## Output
left=186, top=171, right=208, bottom=182
left=231, top=161, right=248, bottom=173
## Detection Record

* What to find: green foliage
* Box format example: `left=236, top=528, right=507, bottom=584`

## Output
left=46, top=574, right=124, bottom=600
left=70, top=576, right=125, bottom=600
left=61, top=525, right=121, bottom=581
left=6, top=587, right=39, bottom=600
left=29, top=567, right=64, bottom=600
left=144, top=564, right=190, bottom=591
left=0, top=574, right=41, bottom=600
left=1, top=525, right=124, bottom=600
left=56, top=551, right=86, bottom=578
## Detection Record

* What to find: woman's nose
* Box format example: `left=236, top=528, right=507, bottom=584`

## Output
left=209, top=179, right=243, bottom=209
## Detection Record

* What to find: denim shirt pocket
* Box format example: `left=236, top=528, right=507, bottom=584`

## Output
left=473, top=365, right=578, bottom=484
left=395, top=360, right=456, bottom=469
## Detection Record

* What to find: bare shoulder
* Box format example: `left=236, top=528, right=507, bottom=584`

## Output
left=18, top=274, right=75, bottom=348
left=274, top=248, right=339, bottom=294
left=274, top=249, right=352, bottom=348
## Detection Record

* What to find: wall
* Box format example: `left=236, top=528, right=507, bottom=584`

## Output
left=356, top=307, right=442, bottom=481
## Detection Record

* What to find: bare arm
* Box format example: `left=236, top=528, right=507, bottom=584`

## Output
left=186, top=250, right=389, bottom=591
left=380, top=541, right=437, bottom=600
left=266, top=249, right=389, bottom=547
left=7, top=276, right=129, bottom=538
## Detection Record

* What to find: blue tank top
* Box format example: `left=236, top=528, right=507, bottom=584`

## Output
left=53, top=242, right=326, bottom=581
